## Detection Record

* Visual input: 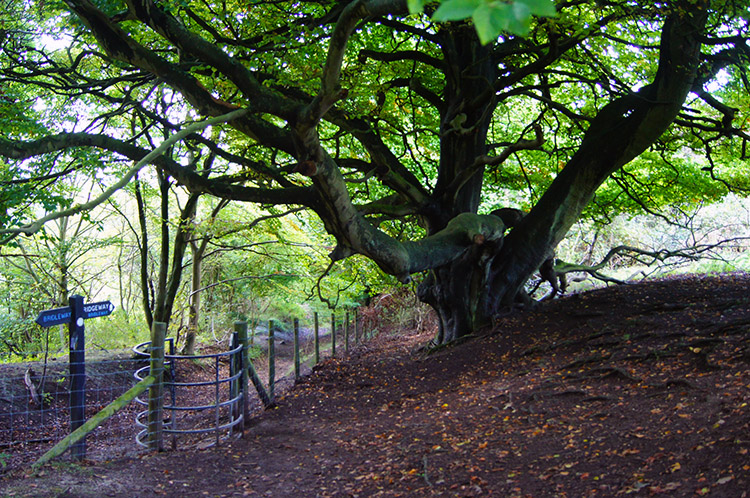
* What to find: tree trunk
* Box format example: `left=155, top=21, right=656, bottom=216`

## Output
left=152, top=169, right=172, bottom=324
left=484, top=6, right=707, bottom=315
left=136, top=171, right=200, bottom=331
left=418, top=5, right=708, bottom=343
left=418, top=239, right=501, bottom=343
left=135, top=177, right=154, bottom=329
left=57, top=217, right=70, bottom=306
left=417, top=26, right=498, bottom=343
left=181, top=198, right=225, bottom=355
left=182, top=240, right=201, bottom=355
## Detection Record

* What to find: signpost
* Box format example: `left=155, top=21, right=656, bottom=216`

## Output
left=35, top=300, right=115, bottom=327
left=35, top=295, right=115, bottom=461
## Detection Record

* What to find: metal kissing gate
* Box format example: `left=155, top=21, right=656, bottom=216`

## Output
left=132, top=332, right=246, bottom=448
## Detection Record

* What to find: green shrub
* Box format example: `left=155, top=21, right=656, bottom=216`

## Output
left=0, top=313, right=62, bottom=360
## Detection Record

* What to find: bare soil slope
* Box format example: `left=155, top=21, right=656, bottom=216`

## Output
left=3, top=273, right=750, bottom=497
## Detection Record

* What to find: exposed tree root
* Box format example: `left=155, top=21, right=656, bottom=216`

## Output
left=565, top=366, right=641, bottom=383
left=646, top=378, right=701, bottom=396
left=422, top=334, right=477, bottom=357
left=561, top=353, right=612, bottom=370
left=705, top=318, right=750, bottom=336
left=520, top=331, right=613, bottom=356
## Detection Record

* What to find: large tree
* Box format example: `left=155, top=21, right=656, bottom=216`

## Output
left=0, top=0, right=748, bottom=343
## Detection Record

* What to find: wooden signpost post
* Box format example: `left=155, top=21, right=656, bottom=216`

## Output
left=35, top=295, right=115, bottom=461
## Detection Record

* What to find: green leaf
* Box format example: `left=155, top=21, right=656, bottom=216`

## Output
left=472, top=2, right=511, bottom=44
left=407, top=0, right=425, bottom=15
left=510, top=1, right=533, bottom=34
left=517, top=0, right=557, bottom=17
left=448, top=0, right=558, bottom=43
left=433, top=0, right=482, bottom=22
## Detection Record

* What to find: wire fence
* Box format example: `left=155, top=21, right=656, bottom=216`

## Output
left=0, top=353, right=147, bottom=471
left=0, top=310, right=377, bottom=472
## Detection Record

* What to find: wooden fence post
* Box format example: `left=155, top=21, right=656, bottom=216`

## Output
left=294, top=318, right=300, bottom=380
left=268, top=319, right=275, bottom=402
left=234, top=321, right=250, bottom=425
left=331, top=313, right=336, bottom=357
left=148, top=321, right=166, bottom=452
left=68, top=295, right=86, bottom=461
left=314, top=312, right=320, bottom=365
left=345, top=311, right=350, bottom=353
left=354, top=308, right=359, bottom=344
left=236, top=321, right=273, bottom=408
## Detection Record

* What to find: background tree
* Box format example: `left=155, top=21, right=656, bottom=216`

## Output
left=0, top=210, right=118, bottom=353
left=0, top=0, right=747, bottom=344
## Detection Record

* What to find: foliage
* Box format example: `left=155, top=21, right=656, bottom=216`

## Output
left=360, top=284, right=437, bottom=335
left=556, top=195, right=750, bottom=290
left=425, top=0, right=557, bottom=42
left=0, top=312, right=48, bottom=358
left=85, top=310, right=150, bottom=350
left=0, top=0, right=747, bottom=343
left=0, top=206, right=124, bottom=352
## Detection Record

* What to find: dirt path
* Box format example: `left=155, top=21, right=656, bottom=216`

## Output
left=3, top=274, right=750, bottom=497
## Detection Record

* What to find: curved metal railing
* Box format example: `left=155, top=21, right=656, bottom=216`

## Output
left=132, top=337, right=244, bottom=448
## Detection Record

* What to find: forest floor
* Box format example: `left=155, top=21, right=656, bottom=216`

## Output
left=2, top=273, right=750, bottom=497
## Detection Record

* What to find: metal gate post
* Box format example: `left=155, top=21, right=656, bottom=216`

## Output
left=229, top=331, right=240, bottom=430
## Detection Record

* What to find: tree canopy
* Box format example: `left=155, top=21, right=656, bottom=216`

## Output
left=1, top=0, right=748, bottom=343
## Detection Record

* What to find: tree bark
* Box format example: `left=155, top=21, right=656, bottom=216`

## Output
left=136, top=171, right=200, bottom=331
left=414, top=24, right=499, bottom=343
left=418, top=240, right=502, bottom=343
left=414, top=2, right=709, bottom=342
left=182, top=239, right=201, bottom=355
left=134, top=177, right=154, bottom=330
left=182, top=198, right=226, bottom=355
left=24, top=367, right=41, bottom=406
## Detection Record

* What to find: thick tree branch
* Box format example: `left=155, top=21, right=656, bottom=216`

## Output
left=123, top=0, right=295, bottom=118
left=63, top=0, right=237, bottom=116
left=0, top=126, right=315, bottom=223
left=383, top=77, right=445, bottom=113
left=325, top=112, right=431, bottom=203
left=359, top=49, right=445, bottom=71
left=295, top=0, right=408, bottom=159
left=312, top=147, right=504, bottom=282
left=443, top=124, right=545, bottom=198
left=62, top=0, right=296, bottom=151
left=489, top=0, right=711, bottom=308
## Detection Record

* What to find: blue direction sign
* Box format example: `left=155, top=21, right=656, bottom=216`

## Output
left=82, top=301, right=115, bottom=319
left=35, top=307, right=73, bottom=327
left=36, top=300, right=115, bottom=327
